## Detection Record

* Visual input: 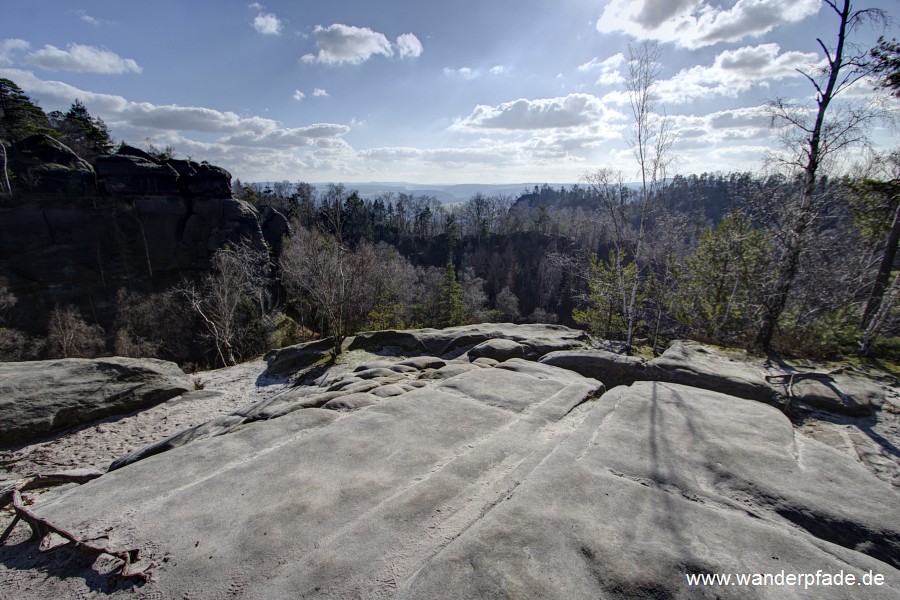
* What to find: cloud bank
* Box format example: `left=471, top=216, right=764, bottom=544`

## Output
left=24, top=43, right=142, bottom=74
left=597, top=0, right=821, bottom=49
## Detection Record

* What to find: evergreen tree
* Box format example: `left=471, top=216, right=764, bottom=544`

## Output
left=50, top=99, right=114, bottom=161
left=572, top=251, right=641, bottom=340
left=437, top=258, right=465, bottom=327
left=675, top=212, right=771, bottom=342
left=0, top=78, right=53, bottom=143
left=871, top=36, right=900, bottom=97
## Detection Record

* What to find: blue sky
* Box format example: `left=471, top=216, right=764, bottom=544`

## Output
left=0, top=1, right=896, bottom=184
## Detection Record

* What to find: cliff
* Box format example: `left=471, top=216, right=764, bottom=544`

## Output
left=0, top=135, right=288, bottom=334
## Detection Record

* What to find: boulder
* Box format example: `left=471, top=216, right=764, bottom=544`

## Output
left=0, top=357, right=192, bottom=446
left=184, top=163, right=231, bottom=198
left=95, top=154, right=180, bottom=195
left=258, top=205, right=291, bottom=256
left=782, top=373, right=884, bottom=416
left=647, top=340, right=776, bottom=403
left=7, top=134, right=95, bottom=194
left=396, top=356, right=446, bottom=370
left=467, top=338, right=525, bottom=362
left=263, top=338, right=333, bottom=378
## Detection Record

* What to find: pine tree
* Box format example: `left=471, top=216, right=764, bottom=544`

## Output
left=438, top=258, right=465, bottom=327
left=675, top=212, right=771, bottom=342
left=0, top=78, right=53, bottom=143
left=50, top=99, right=113, bottom=161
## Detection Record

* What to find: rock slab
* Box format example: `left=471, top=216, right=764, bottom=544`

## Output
left=13, top=359, right=898, bottom=599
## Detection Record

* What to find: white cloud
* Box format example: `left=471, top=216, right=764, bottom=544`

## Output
left=293, top=89, right=305, bottom=100
left=602, top=44, right=820, bottom=105
left=76, top=10, right=103, bottom=26
left=597, top=0, right=821, bottom=49
left=248, top=2, right=263, bottom=9
left=489, top=65, right=509, bottom=75
left=660, top=43, right=820, bottom=103
left=313, top=88, right=329, bottom=97
left=218, top=123, right=350, bottom=149
left=395, top=33, right=423, bottom=59
left=24, top=43, right=142, bottom=74
left=302, top=24, right=393, bottom=65
left=578, top=53, right=624, bottom=86
left=252, top=12, right=282, bottom=35
left=666, top=105, right=775, bottom=152
left=0, top=39, right=29, bottom=66
left=453, top=93, right=624, bottom=131
left=444, top=66, right=480, bottom=80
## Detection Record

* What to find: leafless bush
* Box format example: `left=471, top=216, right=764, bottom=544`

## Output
left=47, top=305, right=105, bottom=358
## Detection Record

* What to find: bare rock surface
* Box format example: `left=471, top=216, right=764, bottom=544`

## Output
left=1, top=326, right=898, bottom=599
left=401, top=382, right=899, bottom=599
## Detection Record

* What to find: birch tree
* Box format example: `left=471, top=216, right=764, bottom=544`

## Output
left=580, top=41, right=674, bottom=352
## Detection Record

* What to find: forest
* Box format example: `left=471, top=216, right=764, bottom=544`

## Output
left=0, top=22, right=898, bottom=370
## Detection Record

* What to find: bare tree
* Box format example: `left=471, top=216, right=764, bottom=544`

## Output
left=579, top=41, right=675, bottom=352
left=113, top=289, right=192, bottom=361
left=280, top=225, right=378, bottom=356
left=179, top=239, right=271, bottom=366
left=757, top=0, right=888, bottom=349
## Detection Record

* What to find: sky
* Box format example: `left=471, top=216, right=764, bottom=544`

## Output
left=0, top=1, right=897, bottom=185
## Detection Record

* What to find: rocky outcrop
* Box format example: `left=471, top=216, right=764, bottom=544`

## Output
left=648, top=340, right=776, bottom=403
left=542, top=340, right=885, bottom=416
left=540, top=347, right=646, bottom=387
left=0, top=144, right=272, bottom=334
left=543, top=341, right=776, bottom=403
left=346, top=322, right=591, bottom=358
left=0, top=357, right=192, bottom=446
left=6, top=135, right=95, bottom=195
left=2, top=326, right=897, bottom=598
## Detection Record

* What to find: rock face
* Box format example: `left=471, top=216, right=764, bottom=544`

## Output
left=3, top=325, right=896, bottom=599
left=0, top=357, right=192, bottom=446
left=0, top=144, right=279, bottom=334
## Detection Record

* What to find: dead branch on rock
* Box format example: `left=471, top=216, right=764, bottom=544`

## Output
left=1, top=472, right=151, bottom=583
left=766, top=368, right=847, bottom=414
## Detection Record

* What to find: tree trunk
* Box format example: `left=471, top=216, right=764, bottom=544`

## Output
left=861, top=200, right=900, bottom=329
left=0, top=142, right=10, bottom=196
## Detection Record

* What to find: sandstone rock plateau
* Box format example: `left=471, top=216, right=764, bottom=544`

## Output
left=1, top=325, right=898, bottom=599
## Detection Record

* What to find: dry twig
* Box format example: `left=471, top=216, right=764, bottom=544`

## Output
left=1, top=472, right=151, bottom=583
